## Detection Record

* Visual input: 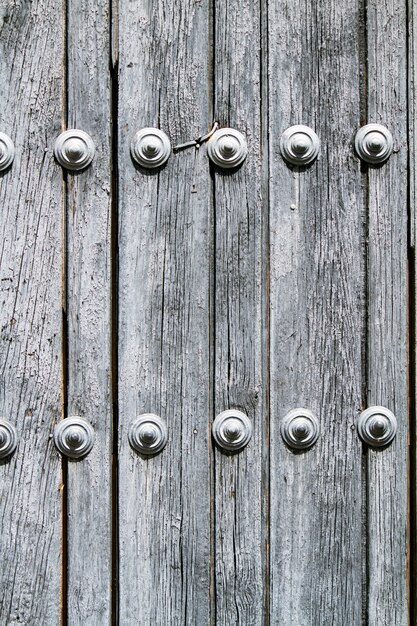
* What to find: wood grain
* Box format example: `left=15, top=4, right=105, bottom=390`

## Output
left=366, top=1, right=408, bottom=622
left=212, top=0, right=267, bottom=623
left=0, top=1, right=64, bottom=624
left=268, top=0, right=364, bottom=623
left=117, top=0, right=212, bottom=623
left=65, top=0, right=113, bottom=623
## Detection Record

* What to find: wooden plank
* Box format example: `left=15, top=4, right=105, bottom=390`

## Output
left=117, top=0, right=212, bottom=623
left=65, top=0, right=113, bottom=623
left=212, top=0, right=267, bottom=623
left=268, top=1, right=364, bottom=623
left=366, top=1, right=408, bottom=622
left=0, top=1, right=64, bottom=624
left=409, top=0, right=417, bottom=617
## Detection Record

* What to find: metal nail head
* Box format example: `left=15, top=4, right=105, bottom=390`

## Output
left=354, top=124, right=393, bottom=164
left=54, top=129, right=95, bottom=171
left=207, top=128, right=248, bottom=169
left=130, top=128, right=171, bottom=169
left=128, top=414, right=168, bottom=455
left=280, top=125, right=320, bottom=166
left=281, top=408, right=320, bottom=450
left=54, top=416, right=95, bottom=459
left=357, top=406, right=397, bottom=447
left=0, top=133, right=15, bottom=172
left=212, top=409, right=252, bottom=452
left=0, top=418, right=18, bottom=459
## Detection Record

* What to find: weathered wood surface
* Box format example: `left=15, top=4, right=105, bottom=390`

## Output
left=366, top=1, right=408, bottom=623
left=117, top=0, right=212, bottom=623
left=268, top=1, right=364, bottom=623
left=0, top=1, right=64, bottom=624
left=65, top=0, right=113, bottom=623
left=409, top=0, right=417, bottom=617
left=212, top=0, right=267, bottom=623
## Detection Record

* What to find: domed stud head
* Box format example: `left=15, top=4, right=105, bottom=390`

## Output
left=0, top=132, right=15, bottom=172
left=280, top=125, right=320, bottom=166
left=128, top=414, right=168, bottom=455
left=212, top=409, right=252, bottom=452
left=0, top=418, right=18, bottom=459
left=54, top=416, right=95, bottom=459
left=207, top=128, right=248, bottom=169
left=130, top=128, right=171, bottom=169
left=357, top=406, right=397, bottom=447
left=281, top=408, right=320, bottom=450
left=354, top=124, right=393, bottom=164
left=54, top=129, right=95, bottom=171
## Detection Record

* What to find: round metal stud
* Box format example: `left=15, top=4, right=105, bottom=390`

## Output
left=354, top=124, right=393, bottom=164
left=0, top=418, right=18, bottom=459
left=128, top=413, right=168, bottom=455
left=0, top=133, right=15, bottom=171
left=212, top=409, right=252, bottom=452
left=280, top=125, right=320, bottom=166
left=130, top=128, right=171, bottom=169
left=54, top=129, right=95, bottom=171
left=54, top=416, right=95, bottom=459
left=281, top=408, right=320, bottom=450
left=357, top=406, right=397, bottom=447
left=207, top=128, right=248, bottom=169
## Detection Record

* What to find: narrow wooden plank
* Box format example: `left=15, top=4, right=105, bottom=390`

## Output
left=366, top=1, right=408, bottom=622
left=213, top=0, right=267, bottom=622
left=0, top=1, right=64, bottom=624
left=268, top=1, right=364, bottom=623
left=117, top=1, right=212, bottom=623
left=65, top=0, right=113, bottom=623
left=409, top=0, right=417, bottom=617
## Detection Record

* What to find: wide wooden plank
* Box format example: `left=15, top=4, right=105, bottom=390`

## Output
left=268, top=1, right=364, bottom=623
left=366, top=1, right=408, bottom=622
left=117, top=0, right=212, bottom=623
left=0, top=1, right=64, bottom=624
left=65, top=0, right=113, bottom=623
left=212, top=0, right=267, bottom=623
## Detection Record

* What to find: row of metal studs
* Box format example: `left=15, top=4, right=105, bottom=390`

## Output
left=0, top=123, right=394, bottom=173
left=0, top=406, right=397, bottom=460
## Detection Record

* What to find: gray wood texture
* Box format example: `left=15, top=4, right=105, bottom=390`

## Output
left=410, top=0, right=417, bottom=617
left=65, top=0, right=113, bottom=623
left=117, top=0, right=212, bottom=623
left=0, top=1, right=64, bottom=624
left=212, top=0, right=267, bottom=623
left=366, top=1, right=408, bottom=623
left=268, top=1, right=365, bottom=623
left=0, top=0, right=412, bottom=623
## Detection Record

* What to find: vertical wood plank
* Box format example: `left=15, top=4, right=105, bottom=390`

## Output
left=117, top=0, right=212, bottom=623
left=213, top=0, right=267, bottom=622
left=366, top=1, right=408, bottom=622
left=0, top=2, right=64, bottom=624
left=268, top=1, right=364, bottom=623
left=409, top=0, right=417, bottom=617
left=65, top=0, right=113, bottom=623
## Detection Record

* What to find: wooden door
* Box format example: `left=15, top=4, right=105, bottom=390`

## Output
left=0, top=0, right=412, bottom=624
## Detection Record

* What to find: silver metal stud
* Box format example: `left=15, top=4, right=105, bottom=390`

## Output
left=130, top=128, right=171, bottom=169
left=54, top=416, right=95, bottom=459
left=357, top=406, right=397, bottom=447
left=207, top=128, right=248, bottom=169
left=281, top=408, right=320, bottom=450
left=0, top=133, right=15, bottom=171
left=212, top=409, right=252, bottom=452
left=0, top=418, right=18, bottom=459
left=54, top=129, right=95, bottom=171
left=354, top=124, right=393, bottom=164
left=280, top=125, right=320, bottom=166
left=128, top=414, right=168, bottom=455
